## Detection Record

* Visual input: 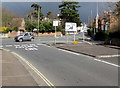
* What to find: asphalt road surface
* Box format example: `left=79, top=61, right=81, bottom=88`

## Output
left=1, top=37, right=119, bottom=86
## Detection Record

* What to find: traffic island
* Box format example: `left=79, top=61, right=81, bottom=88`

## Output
left=54, top=43, right=119, bottom=58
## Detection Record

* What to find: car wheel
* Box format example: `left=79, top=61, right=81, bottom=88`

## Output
left=19, top=38, right=23, bottom=42
left=31, top=38, right=34, bottom=41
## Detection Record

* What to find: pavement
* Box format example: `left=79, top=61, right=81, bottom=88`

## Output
left=1, top=49, right=39, bottom=86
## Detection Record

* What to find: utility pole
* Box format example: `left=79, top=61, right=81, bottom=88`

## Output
left=91, top=9, right=92, bottom=27
left=38, top=7, right=40, bottom=31
left=95, top=1, right=99, bottom=33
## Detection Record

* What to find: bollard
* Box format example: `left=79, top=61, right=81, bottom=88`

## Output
left=73, top=41, right=78, bottom=44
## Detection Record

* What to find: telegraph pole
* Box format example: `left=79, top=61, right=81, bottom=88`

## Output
left=38, top=7, right=40, bottom=31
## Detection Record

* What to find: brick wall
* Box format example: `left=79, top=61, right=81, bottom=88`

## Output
left=7, top=32, right=62, bottom=38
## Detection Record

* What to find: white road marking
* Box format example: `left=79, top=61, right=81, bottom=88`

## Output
left=14, top=45, right=20, bottom=48
left=58, top=48, right=80, bottom=55
left=37, top=44, right=51, bottom=47
left=13, top=43, right=120, bottom=68
left=96, top=55, right=120, bottom=58
left=30, top=44, right=38, bottom=47
left=6, top=45, right=13, bottom=47
left=0, top=45, right=3, bottom=48
left=94, top=59, right=120, bottom=67
left=14, top=44, right=38, bottom=51
left=37, top=44, right=45, bottom=46
left=57, top=48, right=119, bottom=68
left=25, top=48, right=38, bottom=51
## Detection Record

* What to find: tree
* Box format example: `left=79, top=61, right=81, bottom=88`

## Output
left=31, top=3, right=44, bottom=20
left=115, top=1, right=120, bottom=16
left=47, top=12, right=57, bottom=20
left=114, top=1, right=120, bottom=32
left=59, top=1, right=81, bottom=28
left=25, top=19, right=37, bottom=32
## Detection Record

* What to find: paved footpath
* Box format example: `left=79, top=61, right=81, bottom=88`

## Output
left=1, top=49, right=38, bottom=86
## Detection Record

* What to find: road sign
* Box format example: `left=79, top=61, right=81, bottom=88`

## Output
left=65, top=22, right=77, bottom=32
left=53, top=20, right=58, bottom=26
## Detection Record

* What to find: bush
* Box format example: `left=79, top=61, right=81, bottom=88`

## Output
left=109, top=31, right=120, bottom=39
left=95, top=31, right=109, bottom=41
left=87, top=28, right=94, bottom=37
left=6, top=27, right=12, bottom=33
left=60, top=29, right=65, bottom=35
left=13, top=27, right=18, bottom=32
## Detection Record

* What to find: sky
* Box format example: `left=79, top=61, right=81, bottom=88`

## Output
left=2, top=2, right=116, bottom=23
left=1, top=0, right=120, bottom=2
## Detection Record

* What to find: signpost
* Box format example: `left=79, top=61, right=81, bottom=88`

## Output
left=81, top=23, right=85, bottom=42
left=65, top=22, right=77, bottom=43
left=53, top=20, right=58, bottom=44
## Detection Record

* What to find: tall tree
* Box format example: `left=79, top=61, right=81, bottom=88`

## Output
left=115, top=1, right=120, bottom=16
left=47, top=12, right=57, bottom=20
left=31, top=3, right=43, bottom=30
left=59, top=1, right=81, bottom=28
left=31, top=3, right=44, bottom=20
left=115, top=1, right=120, bottom=32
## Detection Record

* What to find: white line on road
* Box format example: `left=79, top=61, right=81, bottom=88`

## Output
left=96, top=55, right=120, bottom=58
left=5, top=45, right=13, bottom=47
left=57, top=48, right=120, bottom=68
left=37, top=44, right=45, bottom=46
left=94, top=59, right=120, bottom=67
left=37, top=44, right=51, bottom=47
left=58, top=48, right=80, bottom=55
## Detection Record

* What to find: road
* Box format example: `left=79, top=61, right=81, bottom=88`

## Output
left=1, top=36, right=118, bottom=86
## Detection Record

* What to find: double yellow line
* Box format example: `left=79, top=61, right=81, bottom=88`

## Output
left=11, top=52, right=55, bottom=88
left=1, top=48, right=55, bottom=88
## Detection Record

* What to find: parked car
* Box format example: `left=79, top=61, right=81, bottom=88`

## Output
left=14, top=32, right=34, bottom=42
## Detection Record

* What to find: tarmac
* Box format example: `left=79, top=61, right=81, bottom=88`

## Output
left=0, top=41, right=120, bottom=87
left=52, top=42, right=120, bottom=65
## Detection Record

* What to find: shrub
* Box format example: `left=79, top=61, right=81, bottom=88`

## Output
left=6, top=27, right=12, bottom=33
left=95, top=31, right=109, bottom=41
left=109, top=31, right=120, bottom=39
left=60, top=29, right=65, bottom=35
left=87, top=28, right=94, bottom=37
left=13, top=27, right=18, bottom=32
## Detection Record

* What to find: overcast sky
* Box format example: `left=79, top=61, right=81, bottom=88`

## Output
left=1, top=0, right=120, bottom=2
left=2, top=2, right=116, bottom=23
